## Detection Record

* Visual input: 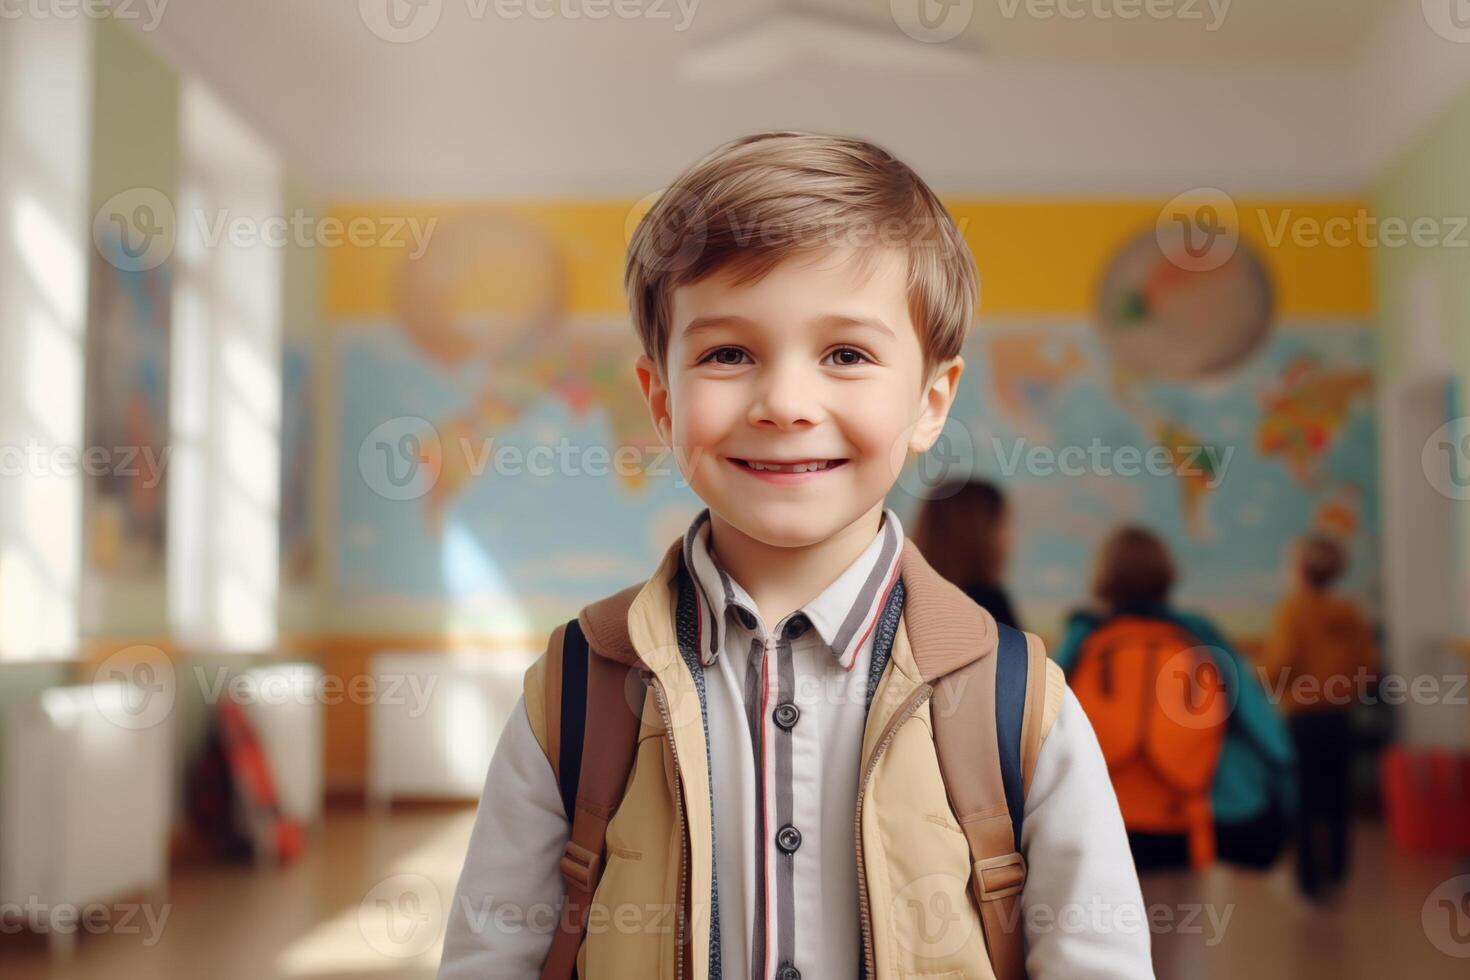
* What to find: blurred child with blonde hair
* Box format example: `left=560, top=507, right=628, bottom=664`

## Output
left=1261, top=532, right=1377, bottom=903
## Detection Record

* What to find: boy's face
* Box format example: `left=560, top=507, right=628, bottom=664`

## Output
left=636, top=245, right=963, bottom=550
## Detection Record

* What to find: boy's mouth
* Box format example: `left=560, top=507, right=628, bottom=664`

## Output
left=729, top=457, right=849, bottom=476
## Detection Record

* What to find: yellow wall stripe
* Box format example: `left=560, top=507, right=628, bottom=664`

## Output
left=323, top=198, right=1373, bottom=320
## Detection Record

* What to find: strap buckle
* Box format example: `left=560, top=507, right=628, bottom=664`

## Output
left=973, top=851, right=1027, bottom=901
left=559, top=840, right=601, bottom=893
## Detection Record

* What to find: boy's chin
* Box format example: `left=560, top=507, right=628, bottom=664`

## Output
left=711, top=501, right=871, bottom=551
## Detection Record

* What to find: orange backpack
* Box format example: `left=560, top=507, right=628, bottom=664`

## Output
left=1069, top=616, right=1227, bottom=869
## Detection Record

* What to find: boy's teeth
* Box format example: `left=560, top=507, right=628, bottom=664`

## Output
left=747, top=460, right=833, bottom=473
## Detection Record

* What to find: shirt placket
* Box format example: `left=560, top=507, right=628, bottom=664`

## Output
left=745, top=610, right=809, bottom=980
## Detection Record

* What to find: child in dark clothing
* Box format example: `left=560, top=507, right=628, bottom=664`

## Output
left=1261, top=532, right=1377, bottom=903
left=911, top=480, right=1023, bottom=629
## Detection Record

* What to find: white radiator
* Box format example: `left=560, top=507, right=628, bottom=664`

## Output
left=232, top=661, right=325, bottom=827
left=367, top=650, right=531, bottom=807
left=0, top=681, right=173, bottom=951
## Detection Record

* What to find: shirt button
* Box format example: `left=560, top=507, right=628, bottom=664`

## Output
left=782, top=616, right=809, bottom=640
left=777, top=965, right=801, bottom=980
left=773, top=702, right=800, bottom=730
left=735, top=607, right=757, bottom=630
left=776, top=824, right=802, bottom=854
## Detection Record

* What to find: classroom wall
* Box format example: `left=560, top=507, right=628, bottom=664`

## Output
left=1372, top=83, right=1470, bottom=608
left=2, top=22, right=1400, bottom=797
left=1369, top=82, right=1470, bottom=746
left=315, top=198, right=1377, bottom=649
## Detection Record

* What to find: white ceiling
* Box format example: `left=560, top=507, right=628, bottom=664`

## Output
left=130, top=0, right=1467, bottom=198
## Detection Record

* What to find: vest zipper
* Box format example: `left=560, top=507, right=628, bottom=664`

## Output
left=652, top=677, right=691, bottom=980
left=854, top=682, right=934, bottom=979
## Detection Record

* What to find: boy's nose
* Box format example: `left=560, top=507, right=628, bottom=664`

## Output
left=748, top=361, right=821, bottom=429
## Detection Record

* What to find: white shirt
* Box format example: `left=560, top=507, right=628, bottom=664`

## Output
left=439, top=515, right=1153, bottom=979
left=683, top=506, right=904, bottom=980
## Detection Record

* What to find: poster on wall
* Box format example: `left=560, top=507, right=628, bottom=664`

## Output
left=83, top=225, right=172, bottom=575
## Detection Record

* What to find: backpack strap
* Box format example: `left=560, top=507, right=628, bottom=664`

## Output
left=932, top=622, right=1049, bottom=980
left=539, top=617, right=643, bottom=980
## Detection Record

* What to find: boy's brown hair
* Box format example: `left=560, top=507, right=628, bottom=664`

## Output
left=1294, top=532, right=1347, bottom=590
left=624, top=131, right=978, bottom=382
left=1092, top=525, right=1176, bottom=609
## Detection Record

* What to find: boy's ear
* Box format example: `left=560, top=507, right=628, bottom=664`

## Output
left=635, top=353, right=673, bottom=448
left=908, top=355, right=965, bottom=454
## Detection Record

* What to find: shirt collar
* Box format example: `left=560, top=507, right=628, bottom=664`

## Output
left=680, top=506, right=905, bottom=671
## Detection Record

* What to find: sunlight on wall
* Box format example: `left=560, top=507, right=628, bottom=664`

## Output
left=0, top=19, right=92, bottom=660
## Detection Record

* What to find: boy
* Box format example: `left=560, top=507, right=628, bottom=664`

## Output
left=1261, top=533, right=1377, bottom=902
left=439, top=132, right=1151, bottom=979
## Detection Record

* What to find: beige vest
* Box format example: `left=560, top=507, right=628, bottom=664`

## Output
left=523, top=537, right=1065, bottom=980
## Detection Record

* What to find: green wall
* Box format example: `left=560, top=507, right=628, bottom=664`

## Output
left=84, top=18, right=181, bottom=637
left=1371, top=84, right=1470, bottom=636
left=1372, top=86, right=1470, bottom=386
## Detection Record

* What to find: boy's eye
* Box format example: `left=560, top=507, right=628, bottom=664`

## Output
left=827, top=346, right=872, bottom=366
left=701, top=346, right=749, bottom=366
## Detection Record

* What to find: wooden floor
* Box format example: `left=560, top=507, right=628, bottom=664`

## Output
left=2, top=804, right=1467, bottom=979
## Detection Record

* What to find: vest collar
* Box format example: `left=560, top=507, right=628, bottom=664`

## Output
left=578, top=533, right=998, bottom=682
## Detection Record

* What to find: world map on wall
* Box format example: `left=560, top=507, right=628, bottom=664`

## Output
left=327, top=192, right=1379, bottom=640
left=983, top=332, right=1374, bottom=541
left=957, top=323, right=1377, bottom=635
left=336, top=304, right=1378, bottom=640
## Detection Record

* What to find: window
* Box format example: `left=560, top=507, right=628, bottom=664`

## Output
left=168, top=81, right=283, bottom=654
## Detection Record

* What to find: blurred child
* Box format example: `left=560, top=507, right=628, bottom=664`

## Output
left=1261, top=533, right=1377, bottom=903
left=911, top=479, right=1023, bottom=629
left=1054, top=526, right=1295, bottom=979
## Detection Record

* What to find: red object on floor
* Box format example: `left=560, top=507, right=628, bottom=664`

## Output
left=1380, top=745, right=1470, bottom=853
left=217, top=699, right=306, bottom=864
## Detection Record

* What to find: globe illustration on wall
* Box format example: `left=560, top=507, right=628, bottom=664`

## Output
left=1096, top=226, right=1275, bottom=380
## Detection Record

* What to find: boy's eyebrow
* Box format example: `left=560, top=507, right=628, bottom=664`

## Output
left=681, top=313, right=896, bottom=340
left=812, top=313, right=896, bottom=340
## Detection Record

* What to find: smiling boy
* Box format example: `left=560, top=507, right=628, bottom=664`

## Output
left=440, top=132, right=1151, bottom=980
